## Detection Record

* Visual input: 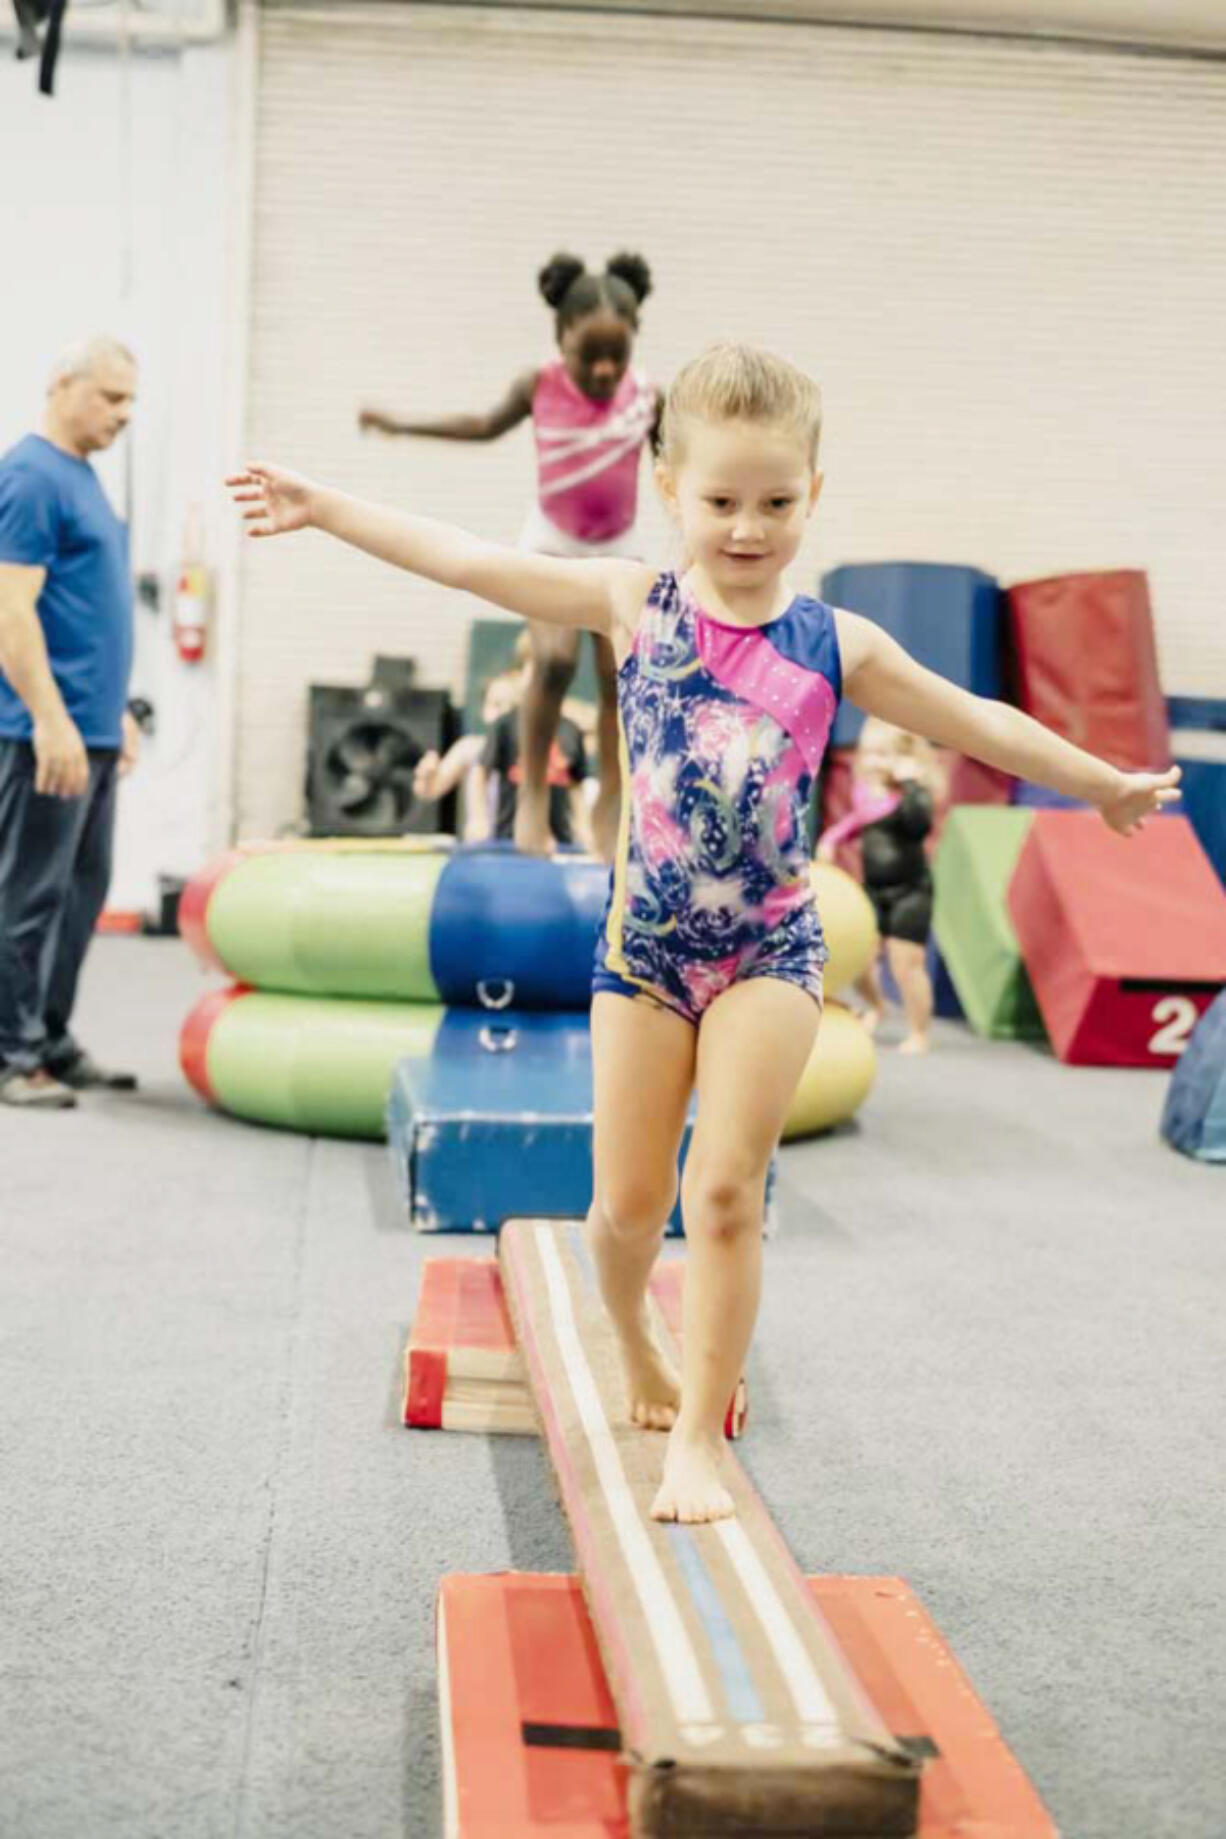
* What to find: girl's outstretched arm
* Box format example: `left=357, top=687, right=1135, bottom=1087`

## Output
left=837, top=611, right=1181, bottom=835
left=226, top=462, right=653, bottom=638
left=358, top=371, right=537, bottom=442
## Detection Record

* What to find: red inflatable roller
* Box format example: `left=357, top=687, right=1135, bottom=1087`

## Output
left=1008, top=812, right=1226, bottom=1066
left=1005, top=570, right=1170, bottom=772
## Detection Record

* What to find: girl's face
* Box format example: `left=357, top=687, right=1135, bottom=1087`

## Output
left=658, top=419, right=822, bottom=598
left=560, top=309, right=634, bottom=402
left=856, top=725, right=897, bottom=785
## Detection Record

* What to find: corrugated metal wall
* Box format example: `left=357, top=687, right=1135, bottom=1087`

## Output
left=239, top=3, right=1225, bottom=836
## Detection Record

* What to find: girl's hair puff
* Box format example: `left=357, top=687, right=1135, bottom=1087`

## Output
left=660, top=343, right=822, bottom=468
left=537, top=251, right=653, bottom=336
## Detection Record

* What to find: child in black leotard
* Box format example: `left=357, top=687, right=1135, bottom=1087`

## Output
left=819, top=718, right=943, bottom=1053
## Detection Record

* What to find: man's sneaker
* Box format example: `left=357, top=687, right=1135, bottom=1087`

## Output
left=53, top=1051, right=139, bottom=1093
left=0, top=1069, right=78, bottom=1109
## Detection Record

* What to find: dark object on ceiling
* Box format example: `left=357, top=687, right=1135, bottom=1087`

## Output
left=13, top=0, right=68, bottom=95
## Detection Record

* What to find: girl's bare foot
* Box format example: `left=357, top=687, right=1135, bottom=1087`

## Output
left=898, top=1033, right=930, bottom=1055
left=615, top=1319, right=681, bottom=1431
left=860, top=1004, right=883, bottom=1035
left=512, top=784, right=556, bottom=857
left=651, top=1425, right=734, bottom=1523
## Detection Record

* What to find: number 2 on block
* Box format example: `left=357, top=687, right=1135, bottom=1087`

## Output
left=1148, top=995, right=1198, bottom=1057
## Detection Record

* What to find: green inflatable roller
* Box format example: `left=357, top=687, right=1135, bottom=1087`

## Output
left=180, top=844, right=446, bottom=1001
left=181, top=988, right=443, bottom=1138
left=933, top=808, right=1047, bottom=1041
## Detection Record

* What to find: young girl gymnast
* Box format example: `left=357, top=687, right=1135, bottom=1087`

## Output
left=818, top=718, right=943, bottom=1053
left=360, top=251, right=660, bottom=860
left=231, top=343, right=1179, bottom=1526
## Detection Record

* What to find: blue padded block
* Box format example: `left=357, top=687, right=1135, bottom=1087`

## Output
left=1167, top=696, right=1226, bottom=732
left=821, top=562, right=1003, bottom=747
left=1172, top=756, right=1226, bottom=885
left=1161, top=990, right=1226, bottom=1163
left=1011, top=781, right=1090, bottom=811
left=429, top=844, right=608, bottom=1010
left=878, top=936, right=963, bottom=1021
left=387, top=1010, right=692, bottom=1234
left=931, top=937, right=964, bottom=1021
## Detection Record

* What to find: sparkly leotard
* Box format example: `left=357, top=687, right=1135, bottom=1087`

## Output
left=592, top=571, right=841, bottom=1025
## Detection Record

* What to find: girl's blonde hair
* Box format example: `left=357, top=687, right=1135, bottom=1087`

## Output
left=857, top=718, right=945, bottom=798
left=659, top=343, right=823, bottom=468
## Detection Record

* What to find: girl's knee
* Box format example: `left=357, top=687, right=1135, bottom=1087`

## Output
left=681, top=1160, right=763, bottom=1242
left=530, top=627, right=580, bottom=686
left=596, top=1170, right=678, bottom=1240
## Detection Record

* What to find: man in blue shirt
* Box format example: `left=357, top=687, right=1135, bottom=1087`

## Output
left=0, top=338, right=142, bottom=1108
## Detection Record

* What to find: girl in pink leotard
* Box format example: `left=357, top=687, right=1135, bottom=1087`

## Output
left=360, top=251, right=660, bottom=860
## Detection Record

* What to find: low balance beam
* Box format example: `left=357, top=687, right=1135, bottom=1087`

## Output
left=499, top=1218, right=920, bottom=1837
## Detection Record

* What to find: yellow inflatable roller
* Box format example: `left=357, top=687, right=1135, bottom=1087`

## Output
left=783, top=999, right=877, bottom=1141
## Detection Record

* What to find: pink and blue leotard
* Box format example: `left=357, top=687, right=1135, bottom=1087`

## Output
left=593, top=570, right=841, bottom=1024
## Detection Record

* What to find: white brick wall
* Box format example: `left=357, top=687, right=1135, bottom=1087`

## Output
left=239, top=4, right=1226, bottom=837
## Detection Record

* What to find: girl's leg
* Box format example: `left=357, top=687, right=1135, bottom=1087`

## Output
left=854, top=958, right=884, bottom=1032
left=588, top=991, right=697, bottom=1429
left=886, top=937, right=933, bottom=1054
left=654, top=978, right=821, bottom=1524
left=590, top=634, right=623, bottom=864
left=514, top=621, right=581, bottom=855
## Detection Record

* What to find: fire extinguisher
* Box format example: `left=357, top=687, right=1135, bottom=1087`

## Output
left=173, top=506, right=211, bottom=664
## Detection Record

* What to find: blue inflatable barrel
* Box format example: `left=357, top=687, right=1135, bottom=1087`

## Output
left=428, top=846, right=608, bottom=1010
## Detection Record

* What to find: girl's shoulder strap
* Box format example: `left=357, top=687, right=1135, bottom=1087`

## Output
left=771, top=593, right=843, bottom=701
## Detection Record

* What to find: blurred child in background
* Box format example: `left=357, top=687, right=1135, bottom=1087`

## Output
left=819, top=718, right=943, bottom=1054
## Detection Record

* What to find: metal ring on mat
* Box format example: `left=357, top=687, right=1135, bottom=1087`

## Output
left=479, top=1025, right=518, bottom=1054
left=476, top=977, right=515, bottom=1010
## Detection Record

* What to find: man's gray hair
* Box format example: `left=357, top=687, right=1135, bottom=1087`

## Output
left=48, top=337, right=136, bottom=391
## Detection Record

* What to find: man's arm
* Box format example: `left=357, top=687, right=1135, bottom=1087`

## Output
left=358, top=370, right=538, bottom=442
left=0, top=564, right=88, bottom=797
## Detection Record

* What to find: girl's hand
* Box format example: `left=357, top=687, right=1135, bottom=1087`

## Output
left=225, top=463, right=315, bottom=538
left=1098, top=766, right=1182, bottom=836
left=413, top=750, right=441, bottom=799
left=889, top=758, right=919, bottom=785
left=816, top=839, right=835, bottom=864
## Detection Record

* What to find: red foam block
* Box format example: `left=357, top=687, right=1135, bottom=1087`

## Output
left=437, top=1573, right=1057, bottom=1838
left=405, top=1259, right=746, bottom=1439
left=1006, top=570, right=1169, bottom=772
left=1008, top=812, right=1226, bottom=1065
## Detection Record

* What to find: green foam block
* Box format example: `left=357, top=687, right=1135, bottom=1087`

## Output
left=933, top=808, right=1047, bottom=1041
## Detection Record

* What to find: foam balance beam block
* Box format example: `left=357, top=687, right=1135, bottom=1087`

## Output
left=821, top=563, right=1002, bottom=748
left=438, top=1572, right=1057, bottom=1839
left=1162, top=990, right=1226, bottom=1162
left=498, top=1220, right=920, bottom=1836
left=1008, top=813, right=1226, bottom=1067
left=403, top=1256, right=747, bottom=1439
left=1006, top=570, right=1170, bottom=772
left=932, top=809, right=1045, bottom=1040
left=1167, top=699, right=1226, bottom=885
left=386, top=1010, right=722, bottom=1235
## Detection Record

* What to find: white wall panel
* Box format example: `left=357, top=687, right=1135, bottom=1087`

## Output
left=240, top=5, right=1226, bottom=836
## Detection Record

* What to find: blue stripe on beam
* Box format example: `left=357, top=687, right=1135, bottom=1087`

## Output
left=667, top=1525, right=765, bottom=1725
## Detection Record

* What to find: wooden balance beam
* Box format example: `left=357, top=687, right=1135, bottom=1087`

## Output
left=498, top=1219, right=921, bottom=1837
